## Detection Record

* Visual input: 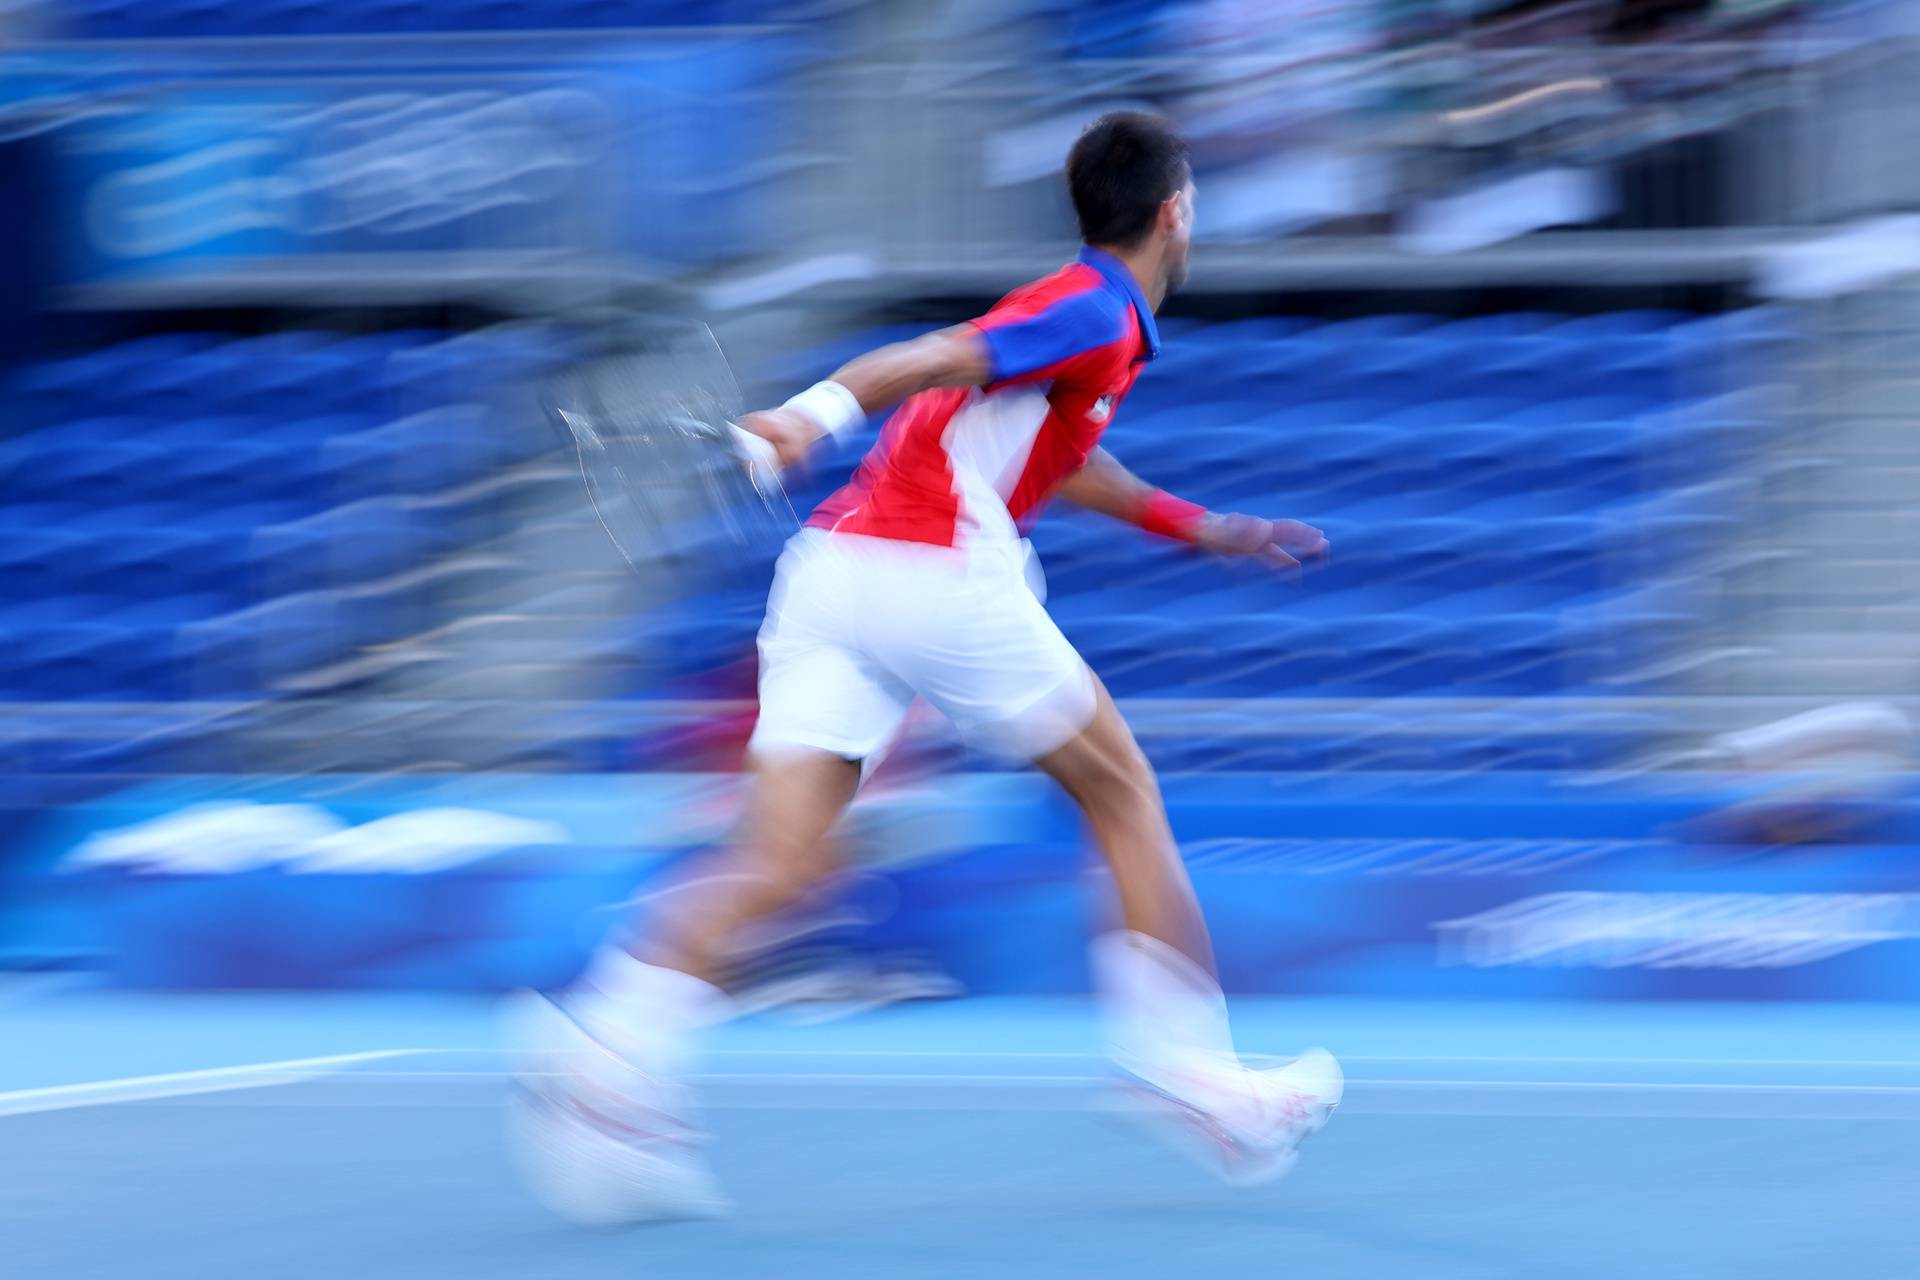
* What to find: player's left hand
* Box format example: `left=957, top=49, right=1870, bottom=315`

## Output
left=1197, top=514, right=1329, bottom=580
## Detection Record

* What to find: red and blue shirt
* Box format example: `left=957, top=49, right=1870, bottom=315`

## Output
left=808, top=246, right=1161, bottom=549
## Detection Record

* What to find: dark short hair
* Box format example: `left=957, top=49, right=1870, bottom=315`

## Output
left=1066, top=112, right=1190, bottom=249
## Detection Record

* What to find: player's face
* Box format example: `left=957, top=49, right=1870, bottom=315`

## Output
left=1163, top=180, right=1196, bottom=294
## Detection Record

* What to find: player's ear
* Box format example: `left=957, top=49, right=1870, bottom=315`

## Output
left=1161, top=184, right=1193, bottom=235
left=1159, top=192, right=1184, bottom=235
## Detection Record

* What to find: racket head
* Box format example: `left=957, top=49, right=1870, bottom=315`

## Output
left=542, top=320, right=794, bottom=575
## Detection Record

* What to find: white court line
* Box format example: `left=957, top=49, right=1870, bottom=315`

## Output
left=698, top=1050, right=1920, bottom=1069
left=327, top=1067, right=1920, bottom=1095
left=9, top=1049, right=1920, bottom=1120
left=704, top=1074, right=1920, bottom=1093
left=0, top=1050, right=434, bottom=1118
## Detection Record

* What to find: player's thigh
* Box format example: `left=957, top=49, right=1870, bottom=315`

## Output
left=751, top=624, right=914, bottom=766
left=749, top=531, right=915, bottom=765
left=880, top=574, right=1097, bottom=761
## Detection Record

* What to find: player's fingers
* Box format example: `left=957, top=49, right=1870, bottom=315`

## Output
left=1260, top=544, right=1303, bottom=580
left=731, top=424, right=782, bottom=472
left=1282, top=535, right=1330, bottom=562
left=1274, top=521, right=1330, bottom=561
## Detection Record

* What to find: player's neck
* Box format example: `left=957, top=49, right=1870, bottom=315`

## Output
left=1092, top=242, right=1167, bottom=312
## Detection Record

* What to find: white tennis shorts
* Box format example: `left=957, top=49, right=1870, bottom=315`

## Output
left=748, top=529, right=1096, bottom=766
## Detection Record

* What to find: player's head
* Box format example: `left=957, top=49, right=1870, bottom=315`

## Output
left=1066, top=112, right=1195, bottom=296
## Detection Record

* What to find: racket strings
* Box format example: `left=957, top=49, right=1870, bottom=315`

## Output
left=545, top=327, right=796, bottom=574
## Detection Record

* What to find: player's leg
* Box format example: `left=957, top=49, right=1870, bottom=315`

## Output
left=1032, top=677, right=1341, bottom=1183
left=1033, top=676, right=1241, bottom=1080
left=586, top=528, right=911, bottom=1000
left=556, top=745, right=862, bottom=1083
left=510, top=533, right=910, bottom=1225
left=629, top=747, right=863, bottom=987
left=889, top=562, right=1341, bottom=1184
left=1032, top=674, right=1211, bottom=971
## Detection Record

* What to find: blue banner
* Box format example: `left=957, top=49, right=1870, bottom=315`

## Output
left=42, top=33, right=797, bottom=285
left=13, top=772, right=1920, bottom=1000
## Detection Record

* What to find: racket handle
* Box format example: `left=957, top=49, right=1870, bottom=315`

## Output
left=730, top=424, right=783, bottom=492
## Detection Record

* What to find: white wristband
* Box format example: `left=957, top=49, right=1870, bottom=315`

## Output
left=782, top=379, right=865, bottom=442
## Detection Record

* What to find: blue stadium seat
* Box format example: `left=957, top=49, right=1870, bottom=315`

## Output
left=1230, top=341, right=1352, bottom=402
left=250, top=498, right=437, bottom=594
left=1309, top=517, right=1476, bottom=597
left=0, top=309, right=1722, bottom=749
left=1540, top=423, right=1644, bottom=500
left=39, top=441, right=180, bottom=505
left=1298, top=426, right=1425, bottom=505
left=1311, top=711, right=1443, bottom=771
left=1620, top=514, right=1737, bottom=581
left=10, top=359, right=122, bottom=429
left=1411, top=424, right=1535, bottom=497
left=1555, top=711, right=1671, bottom=768
left=1470, top=335, right=1594, bottom=403
left=157, top=436, right=294, bottom=509
left=113, top=595, right=227, bottom=627
left=1670, top=308, right=1795, bottom=357
left=1307, top=314, right=1442, bottom=344
left=328, top=407, right=500, bottom=501
left=1431, top=313, right=1563, bottom=343
left=186, top=501, right=307, bottom=537
left=1202, top=318, right=1318, bottom=346
left=127, top=350, right=254, bottom=420
left=1568, top=334, right=1675, bottom=407
left=17, top=621, right=146, bottom=700
left=2, top=419, right=142, bottom=495
left=1550, top=311, right=1687, bottom=341
left=90, top=527, right=233, bottom=604
left=1488, top=517, right=1607, bottom=596
left=1453, top=613, right=1569, bottom=694
left=175, top=591, right=351, bottom=697
left=1314, top=613, right=1471, bottom=695
left=1341, top=336, right=1480, bottom=402
left=1074, top=615, right=1196, bottom=695
left=240, top=346, right=383, bottom=419
left=0, top=502, right=84, bottom=534
left=0, top=530, right=94, bottom=602
left=1378, top=397, right=1521, bottom=432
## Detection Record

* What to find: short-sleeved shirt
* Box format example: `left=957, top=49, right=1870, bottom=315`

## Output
left=806, top=246, right=1161, bottom=550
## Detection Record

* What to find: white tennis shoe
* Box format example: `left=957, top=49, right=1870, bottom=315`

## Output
left=504, top=991, right=731, bottom=1226
left=1112, top=1047, right=1343, bottom=1188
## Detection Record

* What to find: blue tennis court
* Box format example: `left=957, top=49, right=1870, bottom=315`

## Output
left=5, top=990, right=1915, bottom=1280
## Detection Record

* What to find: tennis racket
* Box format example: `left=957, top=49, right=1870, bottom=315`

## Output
left=541, top=319, right=795, bottom=575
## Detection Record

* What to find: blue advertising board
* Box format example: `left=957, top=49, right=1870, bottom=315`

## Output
left=11, top=772, right=1920, bottom=1001
left=40, top=32, right=797, bottom=286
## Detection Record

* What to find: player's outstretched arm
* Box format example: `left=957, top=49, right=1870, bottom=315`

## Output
left=737, top=327, right=991, bottom=468
left=1057, top=448, right=1329, bottom=576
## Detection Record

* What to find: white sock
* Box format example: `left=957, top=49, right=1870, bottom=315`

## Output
left=1091, top=930, right=1240, bottom=1089
left=567, top=947, right=731, bottom=1078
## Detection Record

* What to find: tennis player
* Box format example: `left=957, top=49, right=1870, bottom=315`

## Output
left=513, top=112, right=1341, bottom=1223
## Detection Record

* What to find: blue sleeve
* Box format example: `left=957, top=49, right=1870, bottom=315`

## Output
left=978, top=289, right=1127, bottom=384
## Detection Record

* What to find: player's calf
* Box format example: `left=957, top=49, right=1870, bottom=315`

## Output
left=509, top=749, right=861, bottom=1224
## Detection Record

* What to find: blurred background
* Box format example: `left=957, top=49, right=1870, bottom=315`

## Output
left=4, top=0, right=1920, bottom=1017
left=7, top=2, right=1920, bottom=1274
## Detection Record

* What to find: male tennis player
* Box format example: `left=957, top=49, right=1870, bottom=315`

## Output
left=513, top=112, right=1341, bottom=1223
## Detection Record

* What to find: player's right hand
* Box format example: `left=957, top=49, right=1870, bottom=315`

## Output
left=1197, top=514, right=1329, bottom=582
left=737, top=408, right=822, bottom=470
